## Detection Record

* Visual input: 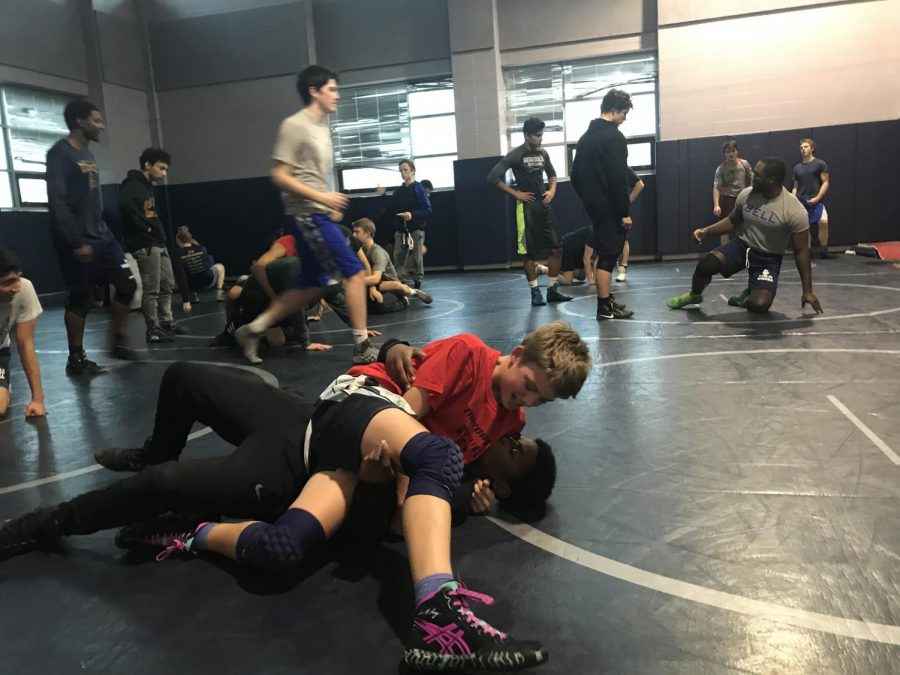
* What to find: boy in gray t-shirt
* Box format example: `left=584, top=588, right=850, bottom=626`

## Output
left=350, top=218, right=432, bottom=312
left=668, top=157, right=822, bottom=315
left=0, top=248, right=46, bottom=418
left=712, top=139, right=753, bottom=245
left=231, top=65, right=378, bottom=365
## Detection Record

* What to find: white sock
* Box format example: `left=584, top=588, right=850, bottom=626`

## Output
left=248, top=315, right=272, bottom=334
left=351, top=328, right=367, bottom=346
left=528, top=279, right=538, bottom=288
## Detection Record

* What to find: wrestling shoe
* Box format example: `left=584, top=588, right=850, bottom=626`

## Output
left=94, top=437, right=154, bottom=472
left=114, top=516, right=206, bottom=560
left=403, top=582, right=549, bottom=672
left=161, top=321, right=188, bottom=335
left=146, top=326, right=175, bottom=344
left=596, top=302, right=634, bottom=320
left=65, top=352, right=107, bottom=376
left=353, top=339, right=379, bottom=365
left=413, top=280, right=422, bottom=290
left=616, top=264, right=627, bottom=282
left=666, top=292, right=703, bottom=309
left=0, top=508, right=59, bottom=561
left=530, top=287, right=546, bottom=306
left=110, top=335, right=141, bottom=361
left=412, top=288, right=433, bottom=304
left=546, top=285, right=572, bottom=303
left=728, top=288, right=751, bottom=307
left=609, top=293, right=627, bottom=310
left=233, top=325, right=263, bottom=364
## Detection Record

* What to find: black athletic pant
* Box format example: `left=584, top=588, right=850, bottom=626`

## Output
left=54, top=363, right=312, bottom=536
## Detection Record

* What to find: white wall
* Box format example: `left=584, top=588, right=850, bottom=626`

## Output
left=103, top=83, right=153, bottom=181
left=156, top=75, right=298, bottom=183
left=659, top=0, right=900, bottom=140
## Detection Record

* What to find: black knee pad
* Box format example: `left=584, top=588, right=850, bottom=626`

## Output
left=594, top=255, right=618, bottom=273
left=235, top=508, right=326, bottom=571
left=65, top=289, right=93, bottom=318
left=695, top=253, right=722, bottom=278
left=400, top=432, right=463, bottom=502
left=112, top=276, right=137, bottom=305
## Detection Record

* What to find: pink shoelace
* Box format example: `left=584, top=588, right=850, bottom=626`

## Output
left=155, top=534, right=192, bottom=562
left=449, top=587, right=508, bottom=640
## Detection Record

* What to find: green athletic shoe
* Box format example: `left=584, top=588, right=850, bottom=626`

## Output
left=666, top=292, right=703, bottom=309
left=728, top=288, right=751, bottom=307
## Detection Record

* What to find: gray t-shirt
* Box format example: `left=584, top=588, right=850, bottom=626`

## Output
left=714, top=158, right=753, bottom=197
left=1, top=278, right=43, bottom=350
left=365, top=243, right=398, bottom=282
left=272, top=109, right=332, bottom=216
left=731, top=187, right=809, bottom=254
left=792, top=158, right=829, bottom=201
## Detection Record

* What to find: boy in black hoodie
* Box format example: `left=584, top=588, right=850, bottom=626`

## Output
left=119, top=148, right=190, bottom=343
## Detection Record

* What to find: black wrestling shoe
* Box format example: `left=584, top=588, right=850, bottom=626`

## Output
left=597, top=302, right=634, bottom=320
left=65, top=352, right=107, bottom=376
left=161, top=321, right=188, bottom=335
left=546, top=285, right=573, bottom=303
left=403, top=582, right=548, bottom=672
left=146, top=327, right=175, bottom=344
left=0, top=508, right=59, bottom=561
left=609, top=293, right=627, bottom=310
left=110, top=335, right=141, bottom=361
left=114, top=515, right=204, bottom=554
left=94, top=437, right=153, bottom=472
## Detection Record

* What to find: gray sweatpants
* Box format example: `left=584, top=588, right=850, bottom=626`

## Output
left=393, top=229, right=425, bottom=282
left=132, top=246, right=175, bottom=328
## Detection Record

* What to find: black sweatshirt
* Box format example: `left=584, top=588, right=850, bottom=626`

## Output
left=119, top=169, right=167, bottom=252
left=570, top=118, right=630, bottom=220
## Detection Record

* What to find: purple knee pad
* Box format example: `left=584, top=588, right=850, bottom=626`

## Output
left=235, top=508, right=325, bottom=571
left=399, top=432, right=463, bottom=502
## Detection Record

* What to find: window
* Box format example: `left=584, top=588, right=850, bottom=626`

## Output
left=0, top=85, right=71, bottom=208
left=332, top=79, right=457, bottom=192
left=504, top=54, right=658, bottom=177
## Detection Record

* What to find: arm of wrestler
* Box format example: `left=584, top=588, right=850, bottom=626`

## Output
left=251, top=242, right=287, bottom=300
left=807, top=172, right=829, bottom=205
left=16, top=318, right=45, bottom=417
left=271, top=161, right=347, bottom=213
left=792, top=230, right=823, bottom=313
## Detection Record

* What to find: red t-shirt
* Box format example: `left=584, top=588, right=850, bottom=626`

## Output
left=275, top=234, right=297, bottom=257
left=347, top=334, right=526, bottom=464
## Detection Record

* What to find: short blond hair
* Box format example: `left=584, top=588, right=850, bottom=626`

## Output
left=520, top=321, right=591, bottom=398
left=352, top=217, right=376, bottom=238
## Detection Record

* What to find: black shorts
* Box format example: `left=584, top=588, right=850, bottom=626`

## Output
left=589, top=213, right=627, bottom=257
left=516, top=201, right=560, bottom=257
left=559, top=247, right=582, bottom=273
left=0, top=347, right=10, bottom=390
left=56, top=237, right=134, bottom=292
left=716, top=237, right=784, bottom=294
left=309, top=393, right=400, bottom=474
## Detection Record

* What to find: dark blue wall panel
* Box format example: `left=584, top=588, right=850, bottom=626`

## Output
left=855, top=120, right=899, bottom=243
left=0, top=212, right=66, bottom=294
left=655, top=119, right=899, bottom=254
left=811, top=124, right=857, bottom=246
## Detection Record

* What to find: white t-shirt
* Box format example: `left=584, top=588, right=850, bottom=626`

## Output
left=272, top=108, right=332, bottom=217
left=1, top=278, right=43, bottom=350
